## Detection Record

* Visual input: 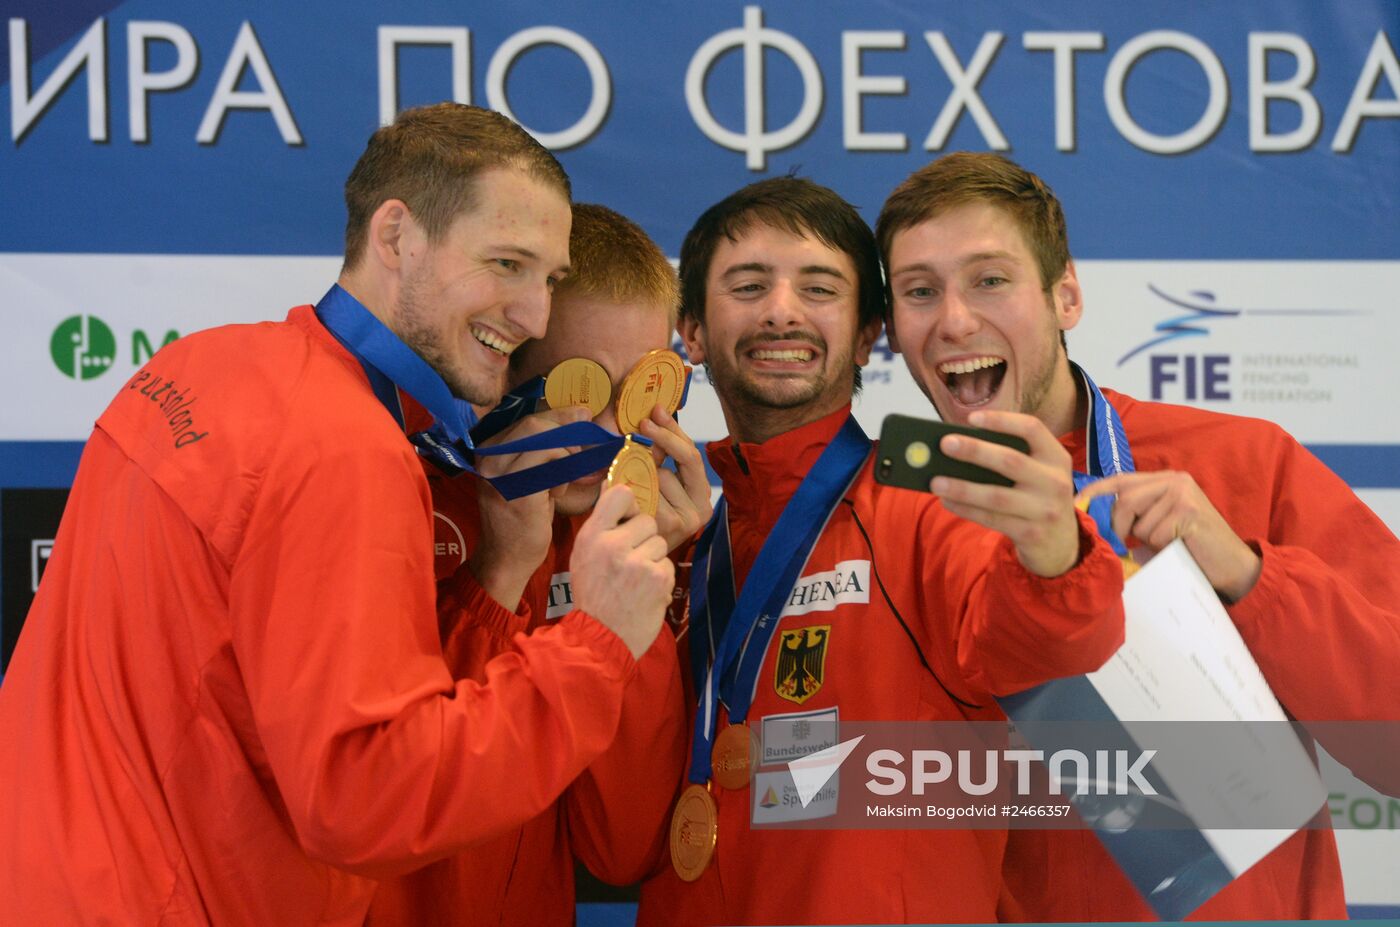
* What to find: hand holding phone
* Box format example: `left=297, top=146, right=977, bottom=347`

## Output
left=875, top=414, right=1030, bottom=490
left=876, top=411, right=1081, bottom=578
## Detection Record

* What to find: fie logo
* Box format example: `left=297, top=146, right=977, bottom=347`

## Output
left=50, top=314, right=116, bottom=380
left=1117, top=285, right=1363, bottom=402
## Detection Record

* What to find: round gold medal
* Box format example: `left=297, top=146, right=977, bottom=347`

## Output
left=615, top=349, right=687, bottom=435
left=669, top=783, right=717, bottom=882
left=544, top=357, right=610, bottom=417
left=606, top=437, right=660, bottom=517
left=711, top=722, right=758, bottom=791
left=1077, top=498, right=1140, bottom=578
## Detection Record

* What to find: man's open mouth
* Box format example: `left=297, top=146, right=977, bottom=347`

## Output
left=938, top=356, right=1006, bottom=406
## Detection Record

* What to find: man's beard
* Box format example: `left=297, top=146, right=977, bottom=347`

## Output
left=1015, top=297, right=1064, bottom=420
left=395, top=270, right=503, bottom=407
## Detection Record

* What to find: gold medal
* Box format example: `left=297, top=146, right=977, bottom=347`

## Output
left=669, top=783, right=717, bottom=882
left=606, top=436, right=660, bottom=517
left=711, top=722, right=758, bottom=791
left=615, top=349, right=688, bottom=435
left=1076, top=498, right=1140, bottom=578
left=544, top=357, right=611, bottom=417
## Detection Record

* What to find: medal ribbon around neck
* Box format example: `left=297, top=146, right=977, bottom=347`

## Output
left=1069, top=362, right=1135, bottom=556
left=314, top=284, right=639, bottom=499
left=470, top=377, right=546, bottom=444
left=686, top=414, right=871, bottom=786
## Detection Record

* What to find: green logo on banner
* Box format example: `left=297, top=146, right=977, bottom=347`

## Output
left=50, top=315, right=117, bottom=380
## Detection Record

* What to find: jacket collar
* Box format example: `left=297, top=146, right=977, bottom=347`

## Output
left=707, top=404, right=852, bottom=528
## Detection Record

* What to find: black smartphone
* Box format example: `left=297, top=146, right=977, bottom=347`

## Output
left=875, top=413, right=1031, bottom=490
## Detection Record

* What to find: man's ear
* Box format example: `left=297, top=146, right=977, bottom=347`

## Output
left=367, top=199, right=414, bottom=272
left=853, top=315, right=884, bottom=366
left=678, top=315, right=706, bottom=365
left=1054, top=259, right=1084, bottom=334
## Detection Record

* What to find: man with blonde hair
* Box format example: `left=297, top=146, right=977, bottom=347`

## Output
left=369, top=203, right=710, bottom=926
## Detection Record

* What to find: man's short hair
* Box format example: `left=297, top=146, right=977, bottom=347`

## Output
left=557, top=204, right=680, bottom=327
left=342, top=103, right=570, bottom=271
left=876, top=152, right=1070, bottom=294
left=678, top=176, right=884, bottom=328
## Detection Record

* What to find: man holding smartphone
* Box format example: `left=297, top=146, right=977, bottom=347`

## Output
left=635, top=176, right=1126, bottom=926
left=877, top=151, right=1400, bottom=920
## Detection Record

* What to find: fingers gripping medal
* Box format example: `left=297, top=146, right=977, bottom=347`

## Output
left=669, top=783, right=718, bottom=882
left=616, top=349, right=688, bottom=435
left=1075, top=496, right=1139, bottom=578
left=606, top=436, right=660, bottom=517
left=544, top=357, right=611, bottom=417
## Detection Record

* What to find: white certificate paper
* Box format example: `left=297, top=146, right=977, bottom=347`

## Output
left=1085, top=540, right=1327, bottom=876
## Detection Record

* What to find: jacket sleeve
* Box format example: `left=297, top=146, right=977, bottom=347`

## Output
left=436, top=564, right=533, bottom=680
left=1225, top=436, right=1400, bottom=793
left=229, top=423, right=637, bottom=880
left=915, top=503, right=1126, bottom=701
left=564, top=625, right=688, bottom=885
left=566, top=538, right=698, bottom=885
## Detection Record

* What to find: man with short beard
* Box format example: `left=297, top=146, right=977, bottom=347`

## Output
left=0, top=105, right=675, bottom=925
left=635, top=176, right=1126, bottom=926
left=877, top=151, right=1400, bottom=920
left=368, top=203, right=710, bottom=926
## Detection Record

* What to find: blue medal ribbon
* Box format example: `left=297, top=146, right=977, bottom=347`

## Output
left=686, top=415, right=871, bottom=785
left=315, top=283, right=477, bottom=443
left=1069, top=362, right=1134, bottom=556
left=470, top=376, right=546, bottom=445
left=313, top=285, right=633, bottom=499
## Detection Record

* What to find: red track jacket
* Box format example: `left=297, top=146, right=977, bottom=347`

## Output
left=637, top=406, right=1127, bottom=926
left=0, top=306, right=639, bottom=925
left=367, top=470, right=687, bottom=926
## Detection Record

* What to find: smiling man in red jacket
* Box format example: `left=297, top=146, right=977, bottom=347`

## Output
left=877, top=151, right=1400, bottom=921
